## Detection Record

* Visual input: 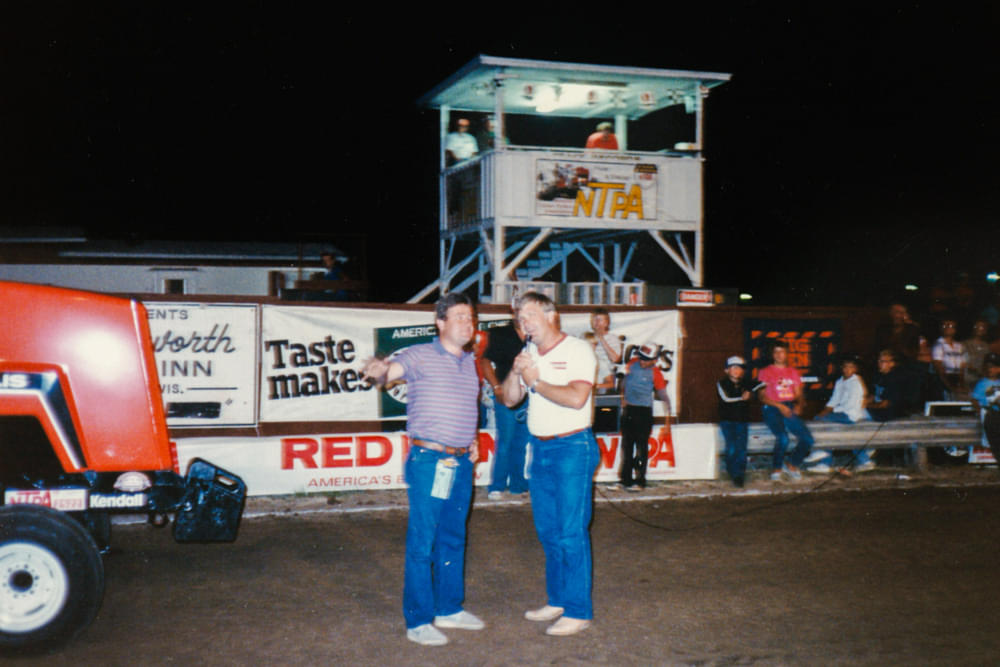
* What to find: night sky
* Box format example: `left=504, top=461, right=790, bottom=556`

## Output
left=2, top=4, right=998, bottom=307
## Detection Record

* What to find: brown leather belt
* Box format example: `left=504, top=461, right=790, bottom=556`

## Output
left=412, top=438, right=471, bottom=456
left=534, top=426, right=590, bottom=441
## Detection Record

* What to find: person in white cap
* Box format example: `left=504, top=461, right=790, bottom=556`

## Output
left=618, top=342, right=670, bottom=491
left=717, top=356, right=764, bottom=487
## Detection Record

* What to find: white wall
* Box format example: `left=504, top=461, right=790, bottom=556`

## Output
left=0, top=264, right=301, bottom=295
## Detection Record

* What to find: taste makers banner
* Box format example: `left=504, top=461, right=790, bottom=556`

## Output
left=260, top=306, right=682, bottom=423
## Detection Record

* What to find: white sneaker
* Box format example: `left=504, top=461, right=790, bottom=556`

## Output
left=854, top=461, right=876, bottom=473
left=770, top=471, right=783, bottom=482
left=805, top=450, right=829, bottom=464
left=434, top=610, right=485, bottom=630
left=546, top=616, right=591, bottom=636
left=525, top=604, right=564, bottom=622
left=807, top=463, right=833, bottom=474
left=407, top=623, right=448, bottom=646
left=487, top=491, right=503, bottom=500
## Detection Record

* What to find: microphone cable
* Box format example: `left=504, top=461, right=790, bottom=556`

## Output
left=593, top=421, right=888, bottom=533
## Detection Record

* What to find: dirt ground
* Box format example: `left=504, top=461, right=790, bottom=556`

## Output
left=20, top=465, right=1000, bottom=666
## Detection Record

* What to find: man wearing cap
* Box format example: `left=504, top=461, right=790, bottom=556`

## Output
left=361, top=292, right=484, bottom=646
left=501, top=291, right=599, bottom=637
left=618, top=342, right=670, bottom=491
left=585, top=121, right=619, bottom=150
left=445, top=117, right=479, bottom=165
left=717, top=356, right=764, bottom=487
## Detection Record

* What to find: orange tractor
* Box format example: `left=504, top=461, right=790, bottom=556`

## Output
left=0, top=282, right=246, bottom=650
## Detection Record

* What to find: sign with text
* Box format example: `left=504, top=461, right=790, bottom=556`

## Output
left=259, top=306, right=443, bottom=422
left=743, top=318, right=842, bottom=400
left=561, top=309, right=681, bottom=416
left=174, top=422, right=715, bottom=496
left=535, top=159, right=658, bottom=221
left=146, top=303, right=258, bottom=426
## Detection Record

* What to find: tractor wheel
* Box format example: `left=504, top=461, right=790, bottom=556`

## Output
left=0, top=505, right=105, bottom=652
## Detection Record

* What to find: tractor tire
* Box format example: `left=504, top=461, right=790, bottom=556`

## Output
left=0, top=505, right=105, bottom=652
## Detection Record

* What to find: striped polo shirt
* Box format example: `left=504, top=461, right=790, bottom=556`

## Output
left=395, top=338, right=479, bottom=449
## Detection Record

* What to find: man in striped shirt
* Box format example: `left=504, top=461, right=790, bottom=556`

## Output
left=361, top=292, right=484, bottom=646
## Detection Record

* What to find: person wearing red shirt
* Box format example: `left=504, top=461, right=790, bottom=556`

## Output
left=585, top=121, right=618, bottom=150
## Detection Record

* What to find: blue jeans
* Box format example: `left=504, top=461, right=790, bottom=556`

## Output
left=528, top=428, right=600, bottom=620
left=814, top=411, right=872, bottom=465
left=488, top=399, right=529, bottom=494
left=403, top=446, right=473, bottom=628
left=762, top=403, right=814, bottom=469
left=719, top=421, right=748, bottom=481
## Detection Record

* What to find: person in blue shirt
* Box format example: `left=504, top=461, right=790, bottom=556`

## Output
left=970, top=352, right=1000, bottom=465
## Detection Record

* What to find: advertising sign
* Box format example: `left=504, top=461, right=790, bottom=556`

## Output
left=146, top=303, right=258, bottom=426
left=174, top=422, right=716, bottom=496
left=535, top=159, right=658, bottom=221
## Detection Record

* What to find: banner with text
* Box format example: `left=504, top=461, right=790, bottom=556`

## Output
left=146, top=303, right=259, bottom=427
left=175, top=423, right=715, bottom=496
left=535, top=159, right=658, bottom=221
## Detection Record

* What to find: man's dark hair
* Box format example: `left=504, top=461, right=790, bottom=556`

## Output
left=435, top=292, right=474, bottom=322
left=591, top=307, right=610, bottom=319
left=770, top=340, right=789, bottom=356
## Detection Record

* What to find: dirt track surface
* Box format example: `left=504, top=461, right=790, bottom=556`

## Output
left=21, top=467, right=1000, bottom=666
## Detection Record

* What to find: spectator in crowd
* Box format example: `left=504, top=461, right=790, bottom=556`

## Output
left=970, top=353, right=1000, bottom=465
left=963, top=319, right=991, bottom=389
left=931, top=318, right=968, bottom=399
left=874, top=302, right=926, bottom=411
left=476, top=115, right=505, bottom=152
left=807, top=356, right=875, bottom=474
left=758, top=341, right=815, bottom=481
left=318, top=250, right=354, bottom=301
left=979, top=287, right=1000, bottom=329
left=618, top=342, right=670, bottom=492
left=865, top=350, right=908, bottom=422
left=480, top=319, right=530, bottom=501
left=716, top=356, right=763, bottom=488
left=445, top=117, right=479, bottom=165
left=585, top=121, right=619, bottom=150
left=874, top=302, right=921, bottom=365
left=360, top=293, right=484, bottom=646
left=588, top=308, right=623, bottom=393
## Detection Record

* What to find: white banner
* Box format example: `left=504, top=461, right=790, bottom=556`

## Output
left=175, top=423, right=716, bottom=497
left=146, top=303, right=258, bottom=427
left=559, top=309, right=680, bottom=415
left=259, top=306, right=434, bottom=422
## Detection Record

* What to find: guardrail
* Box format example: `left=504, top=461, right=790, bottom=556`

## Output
left=741, top=416, right=982, bottom=470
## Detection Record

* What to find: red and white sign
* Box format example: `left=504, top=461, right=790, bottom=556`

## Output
left=174, top=423, right=716, bottom=497
left=676, top=289, right=714, bottom=307
left=4, top=488, right=88, bottom=511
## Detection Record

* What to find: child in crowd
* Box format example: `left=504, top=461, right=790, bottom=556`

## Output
left=758, top=341, right=815, bottom=481
left=970, top=353, right=1000, bottom=465
left=716, top=356, right=763, bottom=487
left=807, top=357, right=875, bottom=473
